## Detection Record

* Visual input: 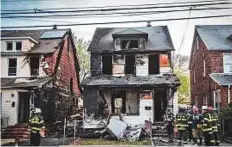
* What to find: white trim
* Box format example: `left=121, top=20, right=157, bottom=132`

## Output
left=1, top=37, right=38, bottom=44
left=223, top=53, right=232, bottom=73
left=203, top=59, right=206, bottom=77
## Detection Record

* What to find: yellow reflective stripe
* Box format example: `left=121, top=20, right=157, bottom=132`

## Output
left=32, top=127, right=41, bottom=131
left=212, top=126, right=218, bottom=129
left=188, top=121, right=192, bottom=124
left=182, top=119, right=187, bottom=121
left=210, top=140, right=215, bottom=143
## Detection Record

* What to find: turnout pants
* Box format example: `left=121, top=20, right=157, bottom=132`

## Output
left=178, top=130, right=187, bottom=142
left=192, top=128, right=203, bottom=145
left=30, top=132, right=41, bottom=146
left=166, top=123, right=174, bottom=142
left=203, top=131, right=214, bottom=146
left=213, top=132, right=220, bottom=145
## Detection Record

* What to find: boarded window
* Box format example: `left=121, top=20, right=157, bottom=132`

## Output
left=148, top=54, right=160, bottom=74
left=7, top=42, right=13, bottom=51
left=102, top=55, right=112, bottom=75
left=125, top=55, right=135, bottom=74
left=112, top=54, right=125, bottom=75
left=8, top=58, right=17, bottom=76
left=121, top=40, right=138, bottom=49
left=16, top=42, right=22, bottom=51
left=30, top=57, right=40, bottom=76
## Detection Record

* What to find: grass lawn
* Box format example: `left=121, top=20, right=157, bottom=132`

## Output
left=70, top=138, right=152, bottom=145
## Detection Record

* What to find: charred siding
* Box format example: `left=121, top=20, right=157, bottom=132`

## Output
left=91, top=54, right=102, bottom=76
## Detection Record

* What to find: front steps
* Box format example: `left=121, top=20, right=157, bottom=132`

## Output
left=2, top=123, right=30, bottom=139
left=152, top=121, right=168, bottom=137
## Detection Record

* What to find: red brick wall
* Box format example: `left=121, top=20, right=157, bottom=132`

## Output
left=190, top=33, right=211, bottom=106
left=43, top=35, right=80, bottom=97
left=190, top=33, right=230, bottom=108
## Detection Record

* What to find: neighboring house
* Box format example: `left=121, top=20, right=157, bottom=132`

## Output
left=1, top=29, right=81, bottom=126
left=189, top=25, right=232, bottom=110
left=81, top=25, right=180, bottom=128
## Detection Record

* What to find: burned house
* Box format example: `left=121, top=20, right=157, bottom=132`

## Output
left=81, top=26, right=180, bottom=128
left=1, top=29, right=81, bottom=126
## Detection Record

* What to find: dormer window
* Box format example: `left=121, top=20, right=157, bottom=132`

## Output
left=121, top=39, right=138, bottom=49
left=112, top=28, right=148, bottom=50
left=7, top=42, right=13, bottom=51
left=16, top=42, right=22, bottom=51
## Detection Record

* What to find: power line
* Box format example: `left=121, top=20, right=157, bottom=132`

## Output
left=2, top=7, right=232, bottom=19
left=2, top=0, right=231, bottom=11
left=2, top=14, right=232, bottom=29
left=175, top=8, right=192, bottom=62
left=2, top=1, right=232, bottom=15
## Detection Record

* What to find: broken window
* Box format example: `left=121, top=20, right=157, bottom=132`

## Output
left=102, top=55, right=112, bottom=75
left=112, top=54, right=125, bottom=75
left=112, top=90, right=126, bottom=114
left=121, top=40, right=138, bottom=49
left=7, top=42, right=13, bottom=51
left=30, top=57, right=40, bottom=76
left=125, top=55, right=135, bottom=74
left=148, top=54, right=160, bottom=74
left=16, top=42, right=22, bottom=51
left=8, top=58, right=17, bottom=76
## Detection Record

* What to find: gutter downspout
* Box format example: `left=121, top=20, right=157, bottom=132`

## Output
left=228, top=85, right=231, bottom=104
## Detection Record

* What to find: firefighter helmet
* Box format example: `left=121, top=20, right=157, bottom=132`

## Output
left=208, top=106, right=214, bottom=111
left=34, top=108, right=42, bottom=114
left=202, top=106, right=208, bottom=110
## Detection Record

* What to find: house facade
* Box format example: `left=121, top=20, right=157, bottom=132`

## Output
left=1, top=29, right=81, bottom=126
left=81, top=26, right=180, bottom=128
left=189, top=25, right=232, bottom=110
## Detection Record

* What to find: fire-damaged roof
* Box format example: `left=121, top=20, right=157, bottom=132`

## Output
left=1, top=29, right=70, bottom=54
left=88, top=26, right=174, bottom=53
left=210, top=73, right=232, bottom=86
left=81, top=74, right=180, bottom=88
left=1, top=77, right=54, bottom=89
left=196, top=25, right=232, bottom=50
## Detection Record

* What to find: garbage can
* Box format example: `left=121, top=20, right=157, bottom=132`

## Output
left=1, top=117, right=9, bottom=128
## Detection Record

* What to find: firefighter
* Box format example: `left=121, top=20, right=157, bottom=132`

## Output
left=176, top=107, right=188, bottom=145
left=29, top=108, right=45, bottom=146
left=164, top=109, right=174, bottom=142
left=187, top=109, right=193, bottom=142
left=209, top=106, right=220, bottom=146
left=189, top=105, right=203, bottom=145
left=202, top=106, right=214, bottom=146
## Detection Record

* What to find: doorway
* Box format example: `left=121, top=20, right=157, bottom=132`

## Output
left=125, top=55, right=135, bottom=75
left=111, top=90, right=126, bottom=114
left=18, top=92, right=30, bottom=123
left=153, top=91, right=167, bottom=121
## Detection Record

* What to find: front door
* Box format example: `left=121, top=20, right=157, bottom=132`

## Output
left=18, top=92, right=30, bottom=123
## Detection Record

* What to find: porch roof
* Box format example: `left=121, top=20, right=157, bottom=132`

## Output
left=209, top=73, right=232, bottom=86
left=1, top=77, right=54, bottom=89
left=81, top=74, right=180, bottom=88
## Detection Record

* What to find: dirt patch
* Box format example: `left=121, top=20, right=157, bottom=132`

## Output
left=70, top=138, right=151, bottom=145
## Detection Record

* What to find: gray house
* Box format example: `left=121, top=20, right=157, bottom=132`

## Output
left=81, top=26, right=180, bottom=128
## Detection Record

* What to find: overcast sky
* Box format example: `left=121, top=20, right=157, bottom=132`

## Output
left=2, top=0, right=232, bottom=55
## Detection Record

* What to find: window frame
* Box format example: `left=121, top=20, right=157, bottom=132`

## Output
left=16, top=41, right=22, bottom=51
left=193, top=67, right=196, bottom=83
left=223, top=53, right=232, bottom=73
left=120, top=39, right=139, bottom=49
left=8, top=58, right=17, bottom=76
left=203, top=58, right=206, bottom=77
left=6, top=41, right=13, bottom=51
left=196, top=36, right=199, bottom=51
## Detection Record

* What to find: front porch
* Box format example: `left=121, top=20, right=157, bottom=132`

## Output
left=83, top=87, right=175, bottom=129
